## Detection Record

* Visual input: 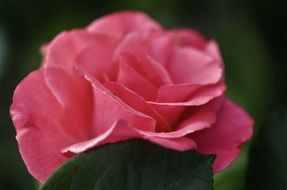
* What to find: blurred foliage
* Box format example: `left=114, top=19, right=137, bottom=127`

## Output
left=0, top=25, right=7, bottom=79
left=247, top=108, right=287, bottom=190
left=0, top=0, right=286, bottom=190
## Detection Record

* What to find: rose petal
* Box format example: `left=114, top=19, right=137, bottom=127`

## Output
left=43, top=68, right=94, bottom=139
left=104, top=81, right=171, bottom=132
left=146, top=97, right=222, bottom=137
left=62, top=120, right=139, bottom=155
left=10, top=70, right=73, bottom=182
left=167, top=47, right=223, bottom=85
left=148, top=32, right=174, bottom=66
left=63, top=119, right=197, bottom=156
left=190, top=98, right=254, bottom=172
left=143, top=56, right=174, bottom=86
left=157, top=83, right=225, bottom=105
left=116, top=55, right=158, bottom=101
left=115, top=31, right=174, bottom=69
left=116, top=52, right=173, bottom=87
left=148, top=82, right=225, bottom=127
left=87, top=11, right=161, bottom=38
left=82, top=72, right=156, bottom=133
left=148, top=102, right=185, bottom=126
left=173, top=29, right=206, bottom=48
left=43, top=30, right=118, bottom=75
left=114, top=32, right=173, bottom=86
left=74, top=38, right=119, bottom=82
left=205, top=40, right=224, bottom=64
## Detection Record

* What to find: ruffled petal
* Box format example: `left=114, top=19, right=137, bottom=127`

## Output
left=62, top=120, right=197, bottom=156
left=148, top=32, right=174, bottom=66
left=147, top=97, right=222, bottom=137
left=87, top=11, right=161, bottom=37
left=43, top=30, right=119, bottom=75
left=190, top=98, right=254, bottom=172
left=82, top=72, right=156, bottom=134
left=204, top=40, right=223, bottom=64
left=104, top=81, right=171, bottom=132
left=149, top=82, right=225, bottom=127
left=43, top=68, right=94, bottom=139
left=173, top=29, right=206, bottom=48
left=74, top=38, right=119, bottom=82
left=167, top=47, right=223, bottom=85
left=115, top=32, right=173, bottom=86
left=148, top=102, right=185, bottom=126
left=116, top=55, right=158, bottom=101
left=157, top=83, right=225, bottom=105
left=10, top=70, right=72, bottom=182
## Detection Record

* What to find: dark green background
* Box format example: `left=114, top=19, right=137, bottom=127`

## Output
left=0, top=0, right=286, bottom=189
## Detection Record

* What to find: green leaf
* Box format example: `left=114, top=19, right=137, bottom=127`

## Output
left=246, top=108, right=287, bottom=190
left=41, top=140, right=215, bottom=190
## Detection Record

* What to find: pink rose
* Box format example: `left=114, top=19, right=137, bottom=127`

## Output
left=10, top=11, right=254, bottom=182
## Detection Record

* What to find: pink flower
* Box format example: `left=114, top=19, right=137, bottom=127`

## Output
left=10, top=11, right=254, bottom=182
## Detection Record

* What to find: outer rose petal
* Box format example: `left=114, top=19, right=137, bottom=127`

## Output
left=87, top=11, right=161, bottom=37
left=43, top=68, right=94, bottom=139
left=43, top=30, right=119, bottom=75
left=62, top=120, right=197, bottom=156
left=10, top=70, right=71, bottom=182
left=11, top=67, right=96, bottom=181
left=190, top=98, right=254, bottom=172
